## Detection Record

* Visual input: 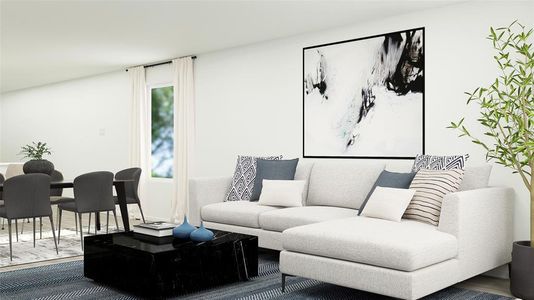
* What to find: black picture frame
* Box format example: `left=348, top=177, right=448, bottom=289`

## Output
left=302, top=27, right=425, bottom=159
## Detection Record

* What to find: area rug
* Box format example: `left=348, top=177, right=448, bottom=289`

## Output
left=0, top=224, right=120, bottom=267
left=0, top=229, right=82, bottom=267
left=0, top=251, right=512, bottom=300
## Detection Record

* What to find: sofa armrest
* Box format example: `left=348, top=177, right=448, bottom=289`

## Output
left=438, top=187, right=514, bottom=279
left=188, top=177, right=232, bottom=226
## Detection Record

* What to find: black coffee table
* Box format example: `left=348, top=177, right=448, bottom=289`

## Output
left=84, top=230, right=258, bottom=296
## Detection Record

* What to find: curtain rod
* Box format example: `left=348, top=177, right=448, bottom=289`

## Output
left=125, top=56, right=197, bottom=72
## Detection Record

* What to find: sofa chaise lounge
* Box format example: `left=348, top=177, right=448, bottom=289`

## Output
left=189, top=160, right=513, bottom=299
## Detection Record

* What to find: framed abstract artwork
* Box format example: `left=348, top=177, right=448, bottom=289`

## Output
left=303, top=27, right=425, bottom=159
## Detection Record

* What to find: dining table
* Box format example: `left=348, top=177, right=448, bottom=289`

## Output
left=0, top=179, right=134, bottom=231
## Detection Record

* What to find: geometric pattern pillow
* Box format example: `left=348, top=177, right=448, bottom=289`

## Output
left=403, top=168, right=465, bottom=226
left=412, top=154, right=469, bottom=172
left=225, top=155, right=282, bottom=201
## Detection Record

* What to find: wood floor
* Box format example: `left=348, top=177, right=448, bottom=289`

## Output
left=456, top=276, right=513, bottom=297
left=0, top=213, right=514, bottom=298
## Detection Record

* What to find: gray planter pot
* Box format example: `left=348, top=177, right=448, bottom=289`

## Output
left=23, top=159, right=55, bottom=175
left=510, top=241, right=534, bottom=299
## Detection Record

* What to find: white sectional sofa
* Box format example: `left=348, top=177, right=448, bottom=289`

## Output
left=189, top=160, right=513, bottom=299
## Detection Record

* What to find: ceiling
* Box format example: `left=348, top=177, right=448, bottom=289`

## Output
left=1, top=0, right=464, bottom=93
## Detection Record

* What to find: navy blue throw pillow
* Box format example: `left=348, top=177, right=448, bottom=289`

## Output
left=251, top=158, right=299, bottom=201
left=358, top=170, right=417, bottom=216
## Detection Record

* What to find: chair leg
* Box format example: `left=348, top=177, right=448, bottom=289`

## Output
left=33, top=217, right=36, bottom=248
left=88, top=212, right=91, bottom=234
left=8, top=219, right=13, bottom=261
left=49, top=215, right=59, bottom=255
left=21, top=220, right=24, bottom=234
left=138, top=203, right=146, bottom=223
left=75, top=213, right=78, bottom=234
left=94, top=212, right=98, bottom=235
left=113, top=210, right=119, bottom=231
left=57, top=208, right=62, bottom=243
left=39, top=217, right=42, bottom=239
left=56, top=206, right=60, bottom=228
left=15, top=220, right=18, bottom=242
left=78, top=213, right=84, bottom=251
left=1, top=218, right=4, bottom=230
left=106, top=211, right=109, bottom=234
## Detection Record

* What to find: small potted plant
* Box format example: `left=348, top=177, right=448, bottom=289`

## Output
left=19, top=141, right=54, bottom=175
left=449, top=21, right=533, bottom=298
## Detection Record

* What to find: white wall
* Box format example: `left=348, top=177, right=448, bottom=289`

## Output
left=0, top=68, right=176, bottom=219
left=194, top=0, right=532, bottom=240
left=0, top=1, right=532, bottom=239
left=0, top=97, right=2, bottom=159
left=0, top=71, right=130, bottom=177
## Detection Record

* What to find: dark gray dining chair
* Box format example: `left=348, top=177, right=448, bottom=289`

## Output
left=48, top=170, right=78, bottom=234
left=0, top=173, right=4, bottom=201
left=0, top=174, right=58, bottom=260
left=0, top=173, right=5, bottom=231
left=114, top=168, right=144, bottom=223
left=57, top=171, right=118, bottom=250
left=1, top=173, right=19, bottom=239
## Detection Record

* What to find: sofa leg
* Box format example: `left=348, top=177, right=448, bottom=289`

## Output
left=281, top=273, right=295, bottom=293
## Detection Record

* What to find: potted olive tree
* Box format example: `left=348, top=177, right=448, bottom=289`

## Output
left=449, top=21, right=533, bottom=298
left=19, top=141, right=55, bottom=175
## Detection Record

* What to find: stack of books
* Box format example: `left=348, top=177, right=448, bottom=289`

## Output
left=133, top=222, right=176, bottom=237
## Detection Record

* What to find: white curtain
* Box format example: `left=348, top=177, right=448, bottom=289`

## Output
left=171, top=57, right=195, bottom=222
left=128, top=66, right=150, bottom=204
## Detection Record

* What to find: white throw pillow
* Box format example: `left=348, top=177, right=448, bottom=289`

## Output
left=360, top=186, right=416, bottom=222
left=258, top=180, right=305, bottom=207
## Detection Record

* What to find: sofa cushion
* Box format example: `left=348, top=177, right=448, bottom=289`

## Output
left=360, top=187, right=416, bottom=222
left=251, top=158, right=299, bottom=201
left=412, top=154, right=469, bottom=172
left=294, top=160, right=314, bottom=204
left=259, top=206, right=357, bottom=232
left=283, top=217, right=458, bottom=272
left=459, top=164, right=492, bottom=191
left=358, top=170, right=416, bottom=216
left=258, top=180, right=306, bottom=207
left=225, top=155, right=282, bottom=201
left=201, top=201, right=279, bottom=228
left=403, top=169, right=465, bottom=226
left=307, top=161, right=384, bottom=209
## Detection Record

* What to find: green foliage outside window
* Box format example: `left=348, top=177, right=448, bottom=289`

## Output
left=151, top=86, right=174, bottom=178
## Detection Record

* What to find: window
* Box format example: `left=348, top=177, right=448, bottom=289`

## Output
left=150, top=85, right=174, bottom=178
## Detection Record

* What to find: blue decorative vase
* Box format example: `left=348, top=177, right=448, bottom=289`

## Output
left=173, top=216, right=196, bottom=239
left=190, top=222, right=214, bottom=242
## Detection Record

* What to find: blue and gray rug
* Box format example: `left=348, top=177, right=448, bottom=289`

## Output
left=0, top=251, right=512, bottom=300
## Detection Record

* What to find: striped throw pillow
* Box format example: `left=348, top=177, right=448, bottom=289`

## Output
left=403, top=169, right=464, bottom=225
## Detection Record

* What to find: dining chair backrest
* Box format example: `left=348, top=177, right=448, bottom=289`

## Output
left=5, top=164, right=24, bottom=179
left=73, top=171, right=114, bottom=213
left=3, top=174, right=52, bottom=219
left=50, top=170, right=64, bottom=196
left=115, top=168, right=141, bottom=202
left=0, top=173, right=4, bottom=199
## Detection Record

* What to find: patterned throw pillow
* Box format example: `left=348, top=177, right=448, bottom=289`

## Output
left=403, top=169, right=464, bottom=226
left=412, top=154, right=469, bottom=172
left=225, top=155, right=282, bottom=201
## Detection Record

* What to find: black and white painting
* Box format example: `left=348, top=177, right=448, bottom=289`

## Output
left=303, top=28, right=424, bottom=159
